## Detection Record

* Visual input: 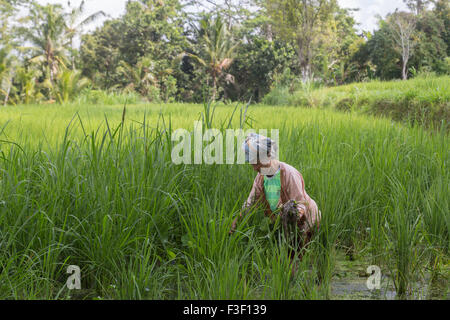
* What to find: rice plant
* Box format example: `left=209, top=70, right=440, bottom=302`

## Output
left=0, top=96, right=448, bottom=299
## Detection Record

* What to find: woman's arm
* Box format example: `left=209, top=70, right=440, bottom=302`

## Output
left=242, top=174, right=264, bottom=213
left=284, top=169, right=309, bottom=218
left=230, top=175, right=264, bottom=234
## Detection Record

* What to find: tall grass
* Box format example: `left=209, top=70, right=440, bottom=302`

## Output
left=74, top=89, right=144, bottom=106
left=0, top=101, right=448, bottom=299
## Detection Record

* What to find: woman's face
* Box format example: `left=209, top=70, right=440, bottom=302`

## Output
left=251, top=161, right=271, bottom=172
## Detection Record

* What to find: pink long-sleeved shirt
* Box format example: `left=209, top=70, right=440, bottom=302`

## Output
left=243, top=161, right=321, bottom=232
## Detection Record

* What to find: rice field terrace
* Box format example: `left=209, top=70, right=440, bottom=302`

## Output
left=263, top=75, right=450, bottom=131
left=0, top=100, right=448, bottom=300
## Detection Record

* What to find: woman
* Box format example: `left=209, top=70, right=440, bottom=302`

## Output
left=230, top=133, right=321, bottom=257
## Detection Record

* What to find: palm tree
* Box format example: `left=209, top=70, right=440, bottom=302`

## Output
left=117, top=56, right=158, bottom=97
left=14, top=66, right=44, bottom=104
left=19, top=3, right=69, bottom=84
left=18, top=2, right=103, bottom=101
left=188, top=15, right=239, bottom=101
left=65, top=0, right=106, bottom=70
left=0, top=48, right=14, bottom=106
left=1, top=1, right=16, bottom=106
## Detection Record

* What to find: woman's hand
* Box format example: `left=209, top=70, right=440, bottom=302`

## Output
left=229, top=217, right=238, bottom=235
left=298, top=207, right=306, bottom=217
left=230, top=203, right=251, bottom=235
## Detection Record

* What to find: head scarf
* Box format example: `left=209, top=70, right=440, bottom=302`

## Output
left=243, top=133, right=278, bottom=165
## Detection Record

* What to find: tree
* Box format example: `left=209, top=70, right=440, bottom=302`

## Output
left=79, top=18, right=124, bottom=88
left=228, top=37, right=296, bottom=101
left=313, top=6, right=360, bottom=84
left=12, top=66, right=44, bottom=104
left=0, top=0, right=16, bottom=105
left=116, top=56, right=159, bottom=100
left=346, top=33, right=377, bottom=82
left=387, top=11, right=417, bottom=80
left=3, top=0, right=30, bottom=5
left=433, top=0, right=450, bottom=56
left=0, top=0, right=14, bottom=41
left=403, top=0, right=432, bottom=15
left=187, top=0, right=257, bottom=29
left=18, top=2, right=69, bottom=84
left=366, top=21, right=401, bottom=80
left=65, top=0, right=106, bottom=70
left=265, top=0, right=336, bottom=82
left=80, top=0, right=187, bottom=101
left=119, top=0, right=187, bottom=66
left=362, top=6, right=448, bottom=80
left=187, top=15, right=239, bottom=101
left=0, top=49, right=15, bottom=105
left=410, top=9, right=448, bottom=74
left=222, top=0, right=298, bottom=101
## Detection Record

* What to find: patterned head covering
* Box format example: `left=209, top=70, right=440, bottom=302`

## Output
left=242, top=133, right=278, bottom=164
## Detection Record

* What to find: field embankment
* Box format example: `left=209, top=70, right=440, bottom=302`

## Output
left=263, top=75, right=449, bottom=130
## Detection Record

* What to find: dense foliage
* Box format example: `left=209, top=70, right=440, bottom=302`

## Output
left=0, top=0, right=449, bottom=105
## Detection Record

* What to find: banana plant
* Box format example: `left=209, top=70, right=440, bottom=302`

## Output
left=14, top=67, right=44, bottom=104
left=49, top=69, right=90, bottom=104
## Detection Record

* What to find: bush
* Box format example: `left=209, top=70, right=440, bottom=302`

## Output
left=161, top=75, right=177, bottom=103
left=444, top=57, right=450, bottom=75
left=261, top=86, right=291, bottom=106
left=262, top=80, right=323, bottom=107
left=75, top=88, right=143, bottom=105
left=335, top=98, right=354, bottom=112
left=51, top=70, right=90, bottom=104
left=369, top=97, right=449, bottom=129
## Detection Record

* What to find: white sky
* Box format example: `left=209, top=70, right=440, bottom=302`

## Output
left=35, top=0, right=409, bottom=33
left=339, top=0, right=408, bottom=32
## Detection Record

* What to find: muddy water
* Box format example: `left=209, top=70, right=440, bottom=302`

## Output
left=331, top=276, right=397, bottom=300
left=330, top=252, right=448, bottom=300
left=331, top=275, right=448, bottom=300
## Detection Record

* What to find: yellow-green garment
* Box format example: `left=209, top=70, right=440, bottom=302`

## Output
left=263, top=170, right=281, bottom=212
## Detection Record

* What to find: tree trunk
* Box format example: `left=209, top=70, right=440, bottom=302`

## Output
left=402, top=57, right=408, bottom=80
left=212, top=74, right=217, bottom=101
left=297, top=37, right=312, bottom=83
left=46, top=45, right=53, bottom=84
left=302, top=64, right=312, bottom=83
left=71, top=37, right=76, bottom=70
left=266, top=24, right=273, bottom=42
left=416, top=0, right=424, bottom=15
left=3, top=81, right=11, bottom=106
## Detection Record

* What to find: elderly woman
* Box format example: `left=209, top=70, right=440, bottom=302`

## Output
left=230, top=133, right=321, bottom=256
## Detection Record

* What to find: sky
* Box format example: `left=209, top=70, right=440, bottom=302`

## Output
left=34, top=0, right=409, bottom=33
left=338, top=0, right=408, bottom=31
